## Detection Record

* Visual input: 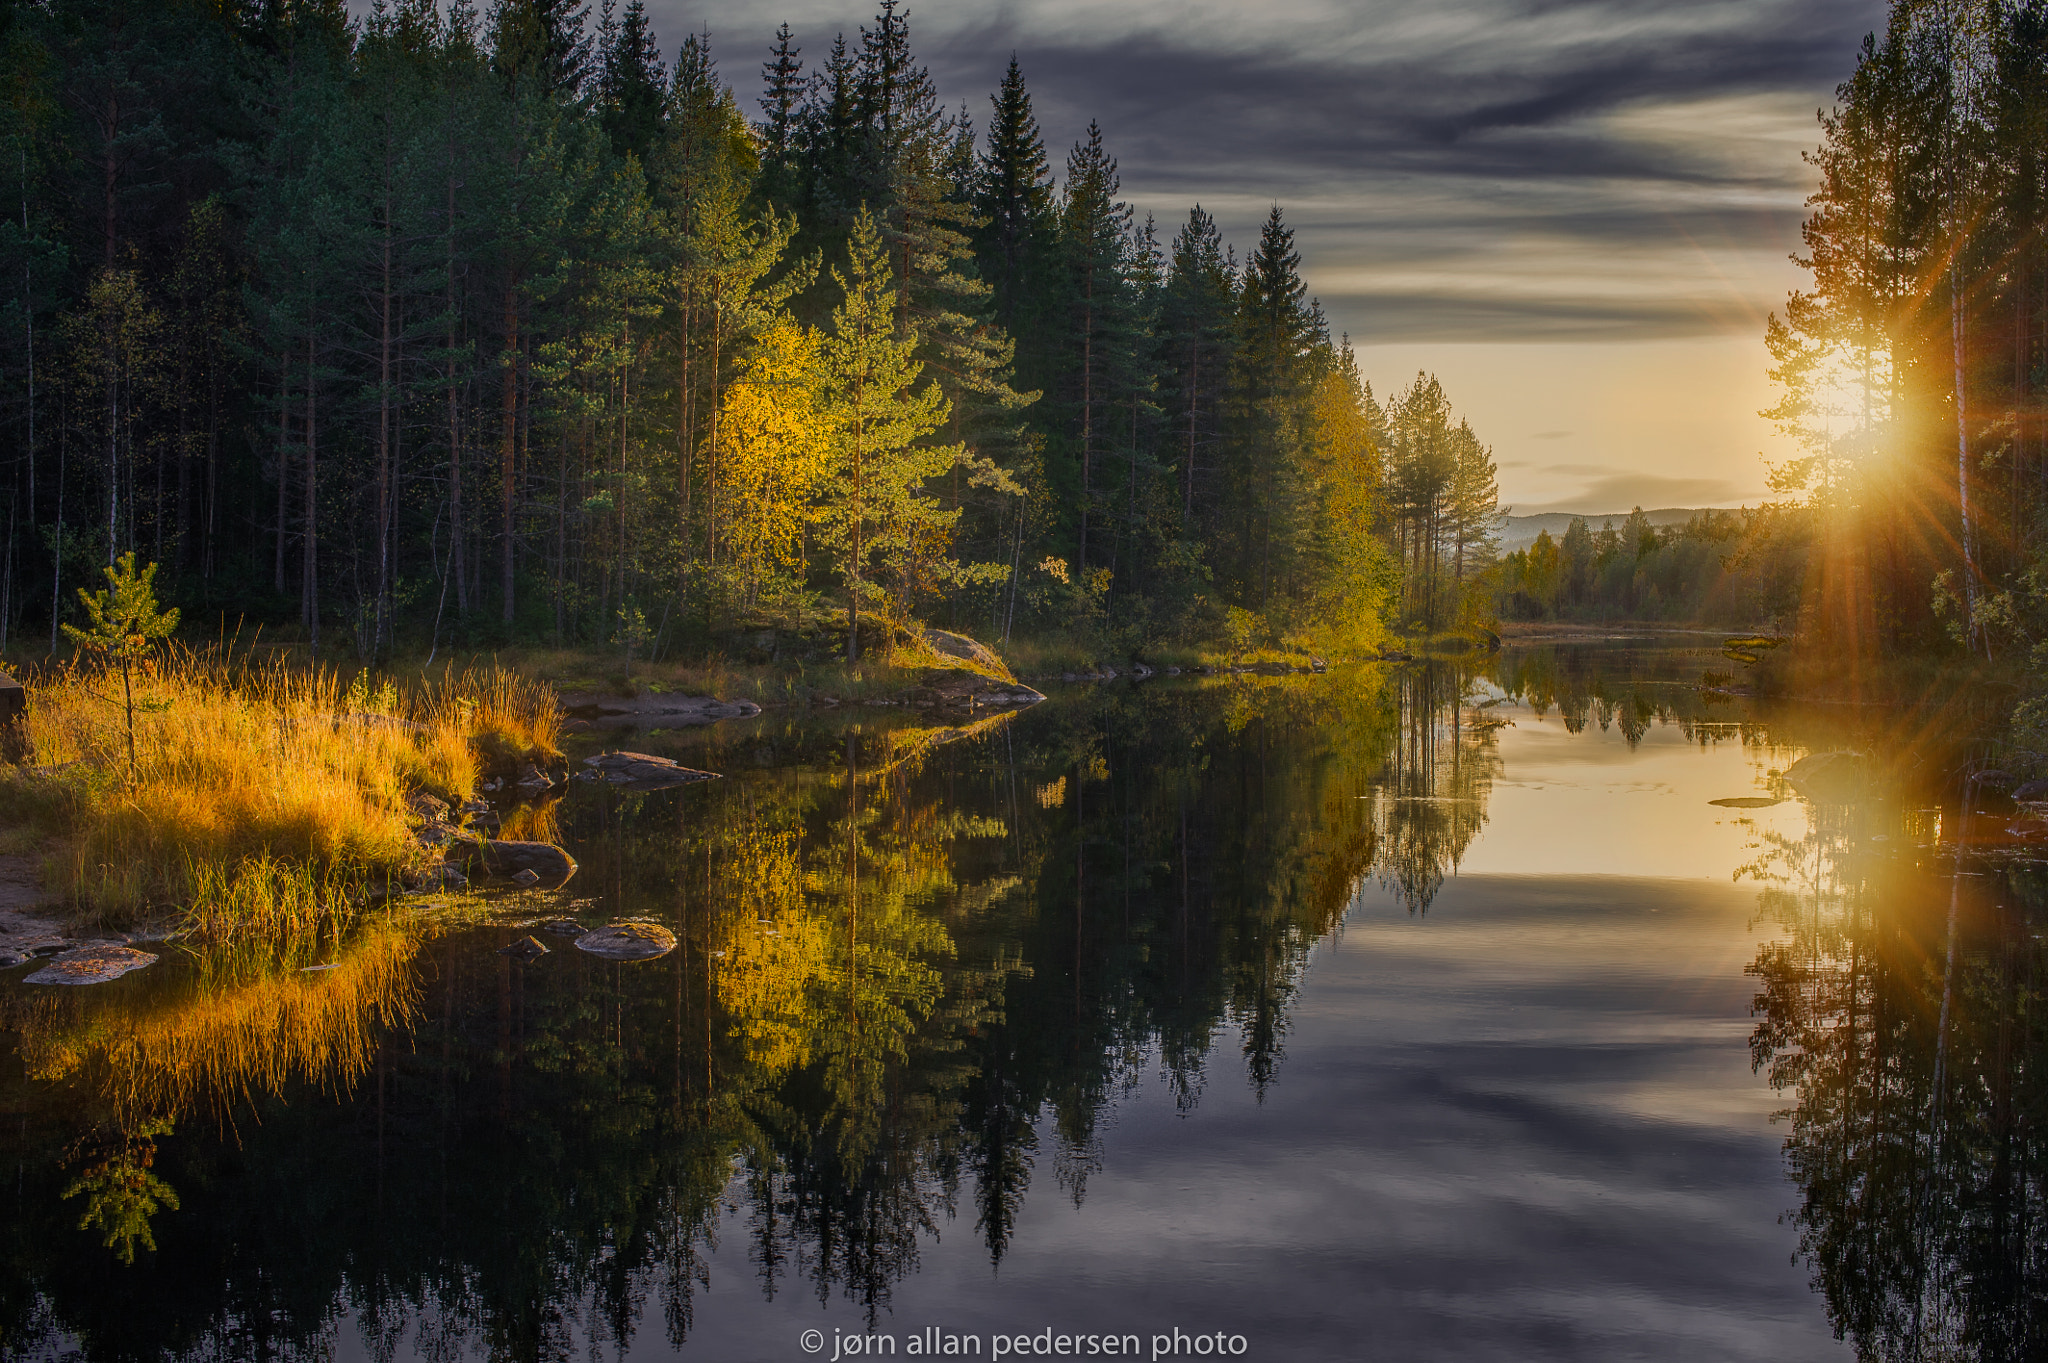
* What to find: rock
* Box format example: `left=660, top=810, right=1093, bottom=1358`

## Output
left=25, top=943, right=157, bottom=985
left=469, top=809, right=502, bottom=833
left=903, top=670, right=1045, bottom=711
left=920, top=628, right=1009, bottom=674
left=557, top=693, right=763, bottom=728
left=0, top=949, right=27, bottom=967
left=1785, top=750, right=1871, bottom=802
left=541, top=918, right=584, bottom=937
left=1165, top=666, right=1182, bottom=676
left=2014, top=779, right=2048, bottom=801
left=498, top=935, right=550, bottom=962
left=446, top=838, right=578, bottom=888
left=514, top=764, right=555, bottom=791
left=512, top=868, right=541, bottom=887
left=0, top=668, right=24, bottom=724
left=1708, top=796, right=1783, bottom=808
left=461, top=798, right=491, bottom=816
left=408, top=792, right=452, bottom=825
left=575, top=921, right=677, bottom=962
left=582, top=750, right=723, bottom=789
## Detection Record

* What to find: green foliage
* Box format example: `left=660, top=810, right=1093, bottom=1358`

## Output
left=63, top=552, right=181, bottom=662
left=63, top=553, right=181, bottom=776
left=1, top=0, right=1494, bottom=668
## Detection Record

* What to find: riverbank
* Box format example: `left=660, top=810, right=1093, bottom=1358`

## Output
left=0, top=651, right=562, bottom=935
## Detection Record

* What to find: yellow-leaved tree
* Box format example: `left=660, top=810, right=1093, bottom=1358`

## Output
left=1300, top=351, right=1394, bottom=650
left=713, top=320, right=832, bottom=606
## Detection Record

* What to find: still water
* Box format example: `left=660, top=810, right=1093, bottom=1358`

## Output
left=4, top=644, right=2041, bottom=1362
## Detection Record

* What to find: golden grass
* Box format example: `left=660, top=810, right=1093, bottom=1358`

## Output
left=3, top=649, right=559, bottom=926
left=422, top=659, right=563, bottom=765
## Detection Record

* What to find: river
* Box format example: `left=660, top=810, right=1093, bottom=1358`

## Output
left=4, top=641, right=2041, bottom=1362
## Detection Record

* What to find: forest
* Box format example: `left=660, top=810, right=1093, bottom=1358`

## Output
left=1755, top=0, right=2048, bottom=746
left=0, top=0, right=1506, bottom=665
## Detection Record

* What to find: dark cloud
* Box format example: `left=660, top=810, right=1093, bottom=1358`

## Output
left=648, top=0, right=1885, bottom=341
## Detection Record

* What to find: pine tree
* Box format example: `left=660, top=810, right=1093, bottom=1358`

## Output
left=1162, top=205, right=1234, bottom=532
left=756, top=23, right=804, bottom=213
left=974, top=57, right=1054, bottom=339
left=1060, top=120, right=1133, bottom=580
left=814, top=207, right=979, bottom=660
left=594, top=0, right=665, bottom=161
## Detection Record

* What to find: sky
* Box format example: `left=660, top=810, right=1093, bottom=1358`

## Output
left=632, top=0, right=1889, bottom=514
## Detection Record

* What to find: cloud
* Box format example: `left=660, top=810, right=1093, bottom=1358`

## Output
left=648, top=0, right=1881, bottom=342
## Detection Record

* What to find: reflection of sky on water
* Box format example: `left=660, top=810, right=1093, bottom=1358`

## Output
left=659, top=700, right=1843, bottom=1363
left=1459, top=699, right=1805, bottom=879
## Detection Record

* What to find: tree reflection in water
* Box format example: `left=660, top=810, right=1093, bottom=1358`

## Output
left=1745, top=780, right=2048, bottom=1360
left=9, top=653, right=1865, bottom=1362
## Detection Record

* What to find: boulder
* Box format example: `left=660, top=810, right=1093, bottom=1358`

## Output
left=575, top=921, right=677, bottom=962
left=498, top=935, right=550, bottom=962
left=446, top=837, right=578, bottom=888
left=2015, top=779, right=2048, bottom=801
left=1785, top=750, right=1872, bottom=802
left=513, top=764, right=555, bottom=791
left=25, top=943, right=157, bottom=985
left=582, top=750, right=722, bottom=789
left=904, top=670, right=1045, bottom=710
left=920, top=628, right=1009, bottom=675
left=407, top=792, right=452, bottom=825
left=511, top=868, right=541, bottom=887
left=1708, top=796, right=1783, bottom=809
left=540, top=918, right=585, bottom=937
left=558, top=694, right=763, bottom=729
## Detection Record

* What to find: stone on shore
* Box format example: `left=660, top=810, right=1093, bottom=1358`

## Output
left=558, top=694, right=763, bottom=730
left=445, top=837, right=579, bottom=888
left=1785, top=751, right=1871, bottom=802
left=921, top=629, right=1009, bottom=674
left=25, top=943, right=158, bottom=985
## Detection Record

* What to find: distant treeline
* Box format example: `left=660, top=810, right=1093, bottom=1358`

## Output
left=1494, top=507, right=1807, bottom=627
left=0, top=0, right=1500, bottom=660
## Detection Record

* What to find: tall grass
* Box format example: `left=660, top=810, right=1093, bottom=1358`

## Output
left=422, top=660, right=563, bottom=766
left=4, top=649, right=558, bottom=926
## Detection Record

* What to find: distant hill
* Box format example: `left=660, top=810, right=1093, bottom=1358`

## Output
left=1495, top=508, right=1710, bottom=553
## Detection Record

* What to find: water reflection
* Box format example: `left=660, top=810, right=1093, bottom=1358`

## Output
left=1745, top=783, right=2048, bottom=1360
left=0, top=647, right=2033, bottom=1361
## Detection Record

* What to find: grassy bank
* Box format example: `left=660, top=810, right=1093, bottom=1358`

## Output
left=0, top=649, right=559, bottom=929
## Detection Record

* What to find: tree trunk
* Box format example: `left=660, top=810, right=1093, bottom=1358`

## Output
left=501, top=285, right=518, bottom=626
left=304, top=327, right=319, bottom=651
left=377, top=207, right=393, bottom=653
left=276, top=357, right=290, bottom=594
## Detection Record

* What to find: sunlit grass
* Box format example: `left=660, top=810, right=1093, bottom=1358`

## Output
left=0, top=649, right=559, bottom=927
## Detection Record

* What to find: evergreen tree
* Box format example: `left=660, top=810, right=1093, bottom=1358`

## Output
left=594, top=0, right=665, bottom=161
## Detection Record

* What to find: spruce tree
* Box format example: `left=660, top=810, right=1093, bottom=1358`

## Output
left=974, top=57, right=1054, bottom=338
